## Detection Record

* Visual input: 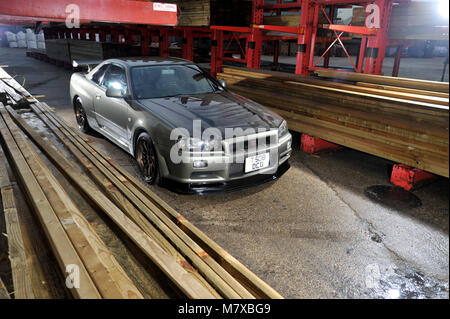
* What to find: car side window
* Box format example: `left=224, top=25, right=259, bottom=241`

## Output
left=91, top=64, right=109, bottom=85
left=101, top=64, right=128, bottom=95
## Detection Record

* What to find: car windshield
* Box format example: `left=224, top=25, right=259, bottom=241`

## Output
left=131, top=64, right=221, bottom=99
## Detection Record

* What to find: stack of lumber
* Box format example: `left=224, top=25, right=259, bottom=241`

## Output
left=353, top=2, right=449, bottom=40
left=68, top=40, right=133, bottom=61
left=166, top=0, right=252, bottom=27
left=217, top=67, right=449, bottom=177
left=45, top=39, right=71, bottom=63
left=263, top=12, right=329, bottom=27
left=45, top=39, right=133, bottom=64
left=0, top=67, right=283, bottom=299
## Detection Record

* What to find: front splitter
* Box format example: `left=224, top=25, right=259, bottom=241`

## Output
left=161, top=161, right=290, bottom=194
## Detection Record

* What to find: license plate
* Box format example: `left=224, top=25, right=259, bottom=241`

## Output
left=245, top=153, right=270, bottom=173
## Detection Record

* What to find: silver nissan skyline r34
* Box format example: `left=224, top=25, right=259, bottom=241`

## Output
left=70, top=57, right=292, bottom=193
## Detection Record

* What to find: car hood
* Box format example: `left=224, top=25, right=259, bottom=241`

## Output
left=137, top=91, right=283, bottom=135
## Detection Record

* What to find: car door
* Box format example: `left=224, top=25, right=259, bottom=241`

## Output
left=94, top=64, right=130, bottom=146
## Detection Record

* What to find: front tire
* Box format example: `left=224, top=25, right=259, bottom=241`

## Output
left=74, top=97, right=91, bottom=133
left=135, top=132, right=160, bottom=185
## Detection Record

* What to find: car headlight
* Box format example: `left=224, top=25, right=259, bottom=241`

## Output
left=177, top=137, right=222, bottom=152
left=278, top=120, right=288, bottom=138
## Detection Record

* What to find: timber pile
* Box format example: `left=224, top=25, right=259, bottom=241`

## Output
left=166, top=0, right=252, bottom=27
left=45, top=39, right=71, bottom=63
left=0, top=67, right=282, bottom=299
left=263, top=13, right=329, bottom=27
left=45, top=39, right=133, bottom=64
left=217, top=67, right=449, bottom=177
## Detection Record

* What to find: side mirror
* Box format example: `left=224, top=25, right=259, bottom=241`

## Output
left=218, top=79, right=227, bottom=88
left=106, top=87, right=124, bottom=98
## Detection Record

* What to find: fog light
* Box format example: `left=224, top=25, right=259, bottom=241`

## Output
left=193, top=160, right=208, bottom=168
left=287, top=140, right=292, bottom=149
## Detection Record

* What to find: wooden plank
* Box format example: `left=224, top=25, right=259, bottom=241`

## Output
left=33, top=102, right=248, bottom=299
left=219, top=74, right=449, bottom=139
left=1, top=106, right=143, bottom=299
left=0, top=277, right=10, bottom=299
left=0, top=150, right=34, bottom=299
left=7, top=103, right=219, bottom=299
left=314, top=69, right=450, bottom=93
left=219, top=69, right=449, bottom=106
left=218, top=67, right=449, bottom=177
left=232, top=91, right=449, bottom=176
left=0, top=103, right=101, bottom=299
left=36, top=105, right=283, bottom=299
left=226, top=83, right=448, bottom=154
left=219, top=73, right=449, bottom=124
left=7, top=104, right=219, bottom=299
left=280, top=111, right=449, bottom=177
left=356, top=82, right=449, bottom=99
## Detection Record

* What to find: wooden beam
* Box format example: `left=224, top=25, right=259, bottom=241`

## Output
left=0, top=149, right=34, bottom=299
left=0, top=106, right=143, bottom=299
left=0, top=277, right=10, bottom=299
left=355, top=82, right=449, bottom=99
left=314, top=69, right=450, bottom=93
left=6, top=103, right=219, bottom=299
left=0, top=103, right=101, bottom=299
left=220, top=67, right=449, bottom=106
left=36, top=103, right=283, bottom=300
left=218, top=67, right=449, bottom=177
left=33, top=102, right=247, bottom=299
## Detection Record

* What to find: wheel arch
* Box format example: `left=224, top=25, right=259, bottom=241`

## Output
left=73, top=95, right=80, bottom=110
left=133, top=127, right=150, bottom=157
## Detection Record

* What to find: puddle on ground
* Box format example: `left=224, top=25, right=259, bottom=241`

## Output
left=367, top=266, right=449, bottom=299
left=364, top=185, right=422, bottom=209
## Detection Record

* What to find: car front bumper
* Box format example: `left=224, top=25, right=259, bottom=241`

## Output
left=160, top=133, right=292, bottom=193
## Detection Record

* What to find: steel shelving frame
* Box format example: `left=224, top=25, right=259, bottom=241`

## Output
left=1, top=0, right=418, bottom=77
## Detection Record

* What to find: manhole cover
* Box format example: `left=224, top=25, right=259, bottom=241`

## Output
left=364, top=185, right=422, bottom=209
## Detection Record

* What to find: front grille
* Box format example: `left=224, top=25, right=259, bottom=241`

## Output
left=226, top=134, right=277, bottom=155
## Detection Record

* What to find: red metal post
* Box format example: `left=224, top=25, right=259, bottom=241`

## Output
left=296, top=0, right=314, bottom=75
left=111, top=29, right=119, bottom=43
left=89, top=29, right=96, bottom=41
left=141, top=29, right=151, bottom=56
left=99, top=28, right=107, bottom=43
left=210, top=29, right=223, bottom=77
left=247, top=0, right=264, bottom=69
left=273, top=0, right=282, bottom=68
left=308, top=4, right=320, bottom=70
left=159, top=29, right=169, bottom=57
left=246, top=29, right=262, bottom=69
left=357, top=36, right=368, bottom=73
left=392, top=44, right=403, bottom=77
left=182, top=29, right=194, bottom=61
left=273, top=40, right=280, bottom=67
left=323, top=6, right=336, bottom=68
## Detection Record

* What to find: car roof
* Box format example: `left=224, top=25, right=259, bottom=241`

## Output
left=106, top=57, right=191, bottom=68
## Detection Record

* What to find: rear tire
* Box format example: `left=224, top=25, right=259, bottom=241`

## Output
left=74, top=97, right=91, bottom=133
left=135, top=132, right=160, bottom=185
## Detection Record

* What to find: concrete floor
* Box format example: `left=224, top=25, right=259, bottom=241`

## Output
left=1, top=47, right=448, bottom=299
